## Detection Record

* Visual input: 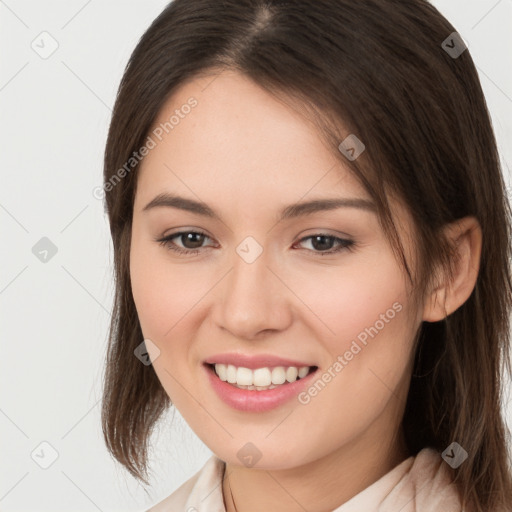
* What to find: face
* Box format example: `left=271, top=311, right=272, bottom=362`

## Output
left=130, top=69, right=423, bottom=471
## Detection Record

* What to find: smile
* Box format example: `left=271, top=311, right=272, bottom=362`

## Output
left=210, top=363, right=316, bottom=390
left=203, top=361, right=319, bottom=412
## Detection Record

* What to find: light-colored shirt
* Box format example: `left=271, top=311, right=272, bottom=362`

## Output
left=146, top=447, right=464, bottom=512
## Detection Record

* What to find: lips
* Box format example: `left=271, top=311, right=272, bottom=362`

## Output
left=204, top=362, right=319, bottom=412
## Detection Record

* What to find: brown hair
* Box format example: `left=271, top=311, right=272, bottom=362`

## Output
left=101, top=1, right=512, bottom=509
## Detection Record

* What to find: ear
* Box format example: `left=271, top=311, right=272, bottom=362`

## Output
left=422, top=216, right=482, bottom=322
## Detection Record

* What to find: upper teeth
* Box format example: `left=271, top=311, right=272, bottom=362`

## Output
left=214, top=364, right=311, bottom=386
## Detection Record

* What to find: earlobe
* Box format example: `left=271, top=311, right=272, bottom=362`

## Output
left=422, top=216, right=482, bottom=322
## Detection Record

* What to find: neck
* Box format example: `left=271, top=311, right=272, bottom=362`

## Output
left=222, top=426, right=410, bottom=512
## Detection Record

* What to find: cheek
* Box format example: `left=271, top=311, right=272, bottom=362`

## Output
left=130, top=234, right=206, bottom=340
left=129, top=241, right=205, bottom=404
left=291, top=251, right=415, bottom=414
left=296, top=251, right=410, bottom=351
left=130, top=249, right=169, bottom=338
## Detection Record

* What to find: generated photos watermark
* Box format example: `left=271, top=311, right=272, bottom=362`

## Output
left=93, top=97, right=198, bottom=200
left=298, top=301, right=403, bottom=404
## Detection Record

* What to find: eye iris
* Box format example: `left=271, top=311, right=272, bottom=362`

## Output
left=311, top=235, right=334, bottom=251
left=182, top=232, right=205, bottom=249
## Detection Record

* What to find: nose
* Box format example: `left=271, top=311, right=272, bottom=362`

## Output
left=212, top=243, right=293, bottom=340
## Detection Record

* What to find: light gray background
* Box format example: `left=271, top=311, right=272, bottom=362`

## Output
left=1, top=1, right=511, bottom=511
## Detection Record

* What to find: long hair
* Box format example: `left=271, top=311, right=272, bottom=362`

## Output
left=100, top=1, right=512, bottom=510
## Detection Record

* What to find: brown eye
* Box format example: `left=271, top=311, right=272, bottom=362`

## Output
left=156, top=230, right=213, bottom=255
left=176, top=232, right=207, bottom=249
left=295, top=234, right=355, bottom=255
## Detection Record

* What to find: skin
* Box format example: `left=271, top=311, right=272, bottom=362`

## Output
left=129, top=70, right=482, bottom=512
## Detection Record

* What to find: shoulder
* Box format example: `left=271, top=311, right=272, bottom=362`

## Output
left=336, top=447, right=465, bottom=512
left=386, top=447, right=465, bottom=512
left=146, top=455, right=226, bottom=512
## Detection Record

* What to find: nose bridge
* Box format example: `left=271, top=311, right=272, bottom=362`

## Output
left=215, top=235, right=291, bottom=337
left=228, top=236, right=275, bottom=311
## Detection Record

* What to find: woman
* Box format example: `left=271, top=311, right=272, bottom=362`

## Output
left=100, top=1, right=512, bottom=510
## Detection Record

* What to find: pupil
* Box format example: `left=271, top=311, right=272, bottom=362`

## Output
left=312, top=235, right=333, bottom=251
left=183, top=233, right=204, bottom=249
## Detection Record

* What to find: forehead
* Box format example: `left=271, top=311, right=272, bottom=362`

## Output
left=135, top=69, right=369, bottom=205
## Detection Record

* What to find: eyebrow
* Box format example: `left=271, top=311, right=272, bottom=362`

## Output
left=142, top=192, right=376, bottom=221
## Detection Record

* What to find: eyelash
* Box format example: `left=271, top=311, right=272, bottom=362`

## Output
left=155, top=230, right=355, bottom=256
